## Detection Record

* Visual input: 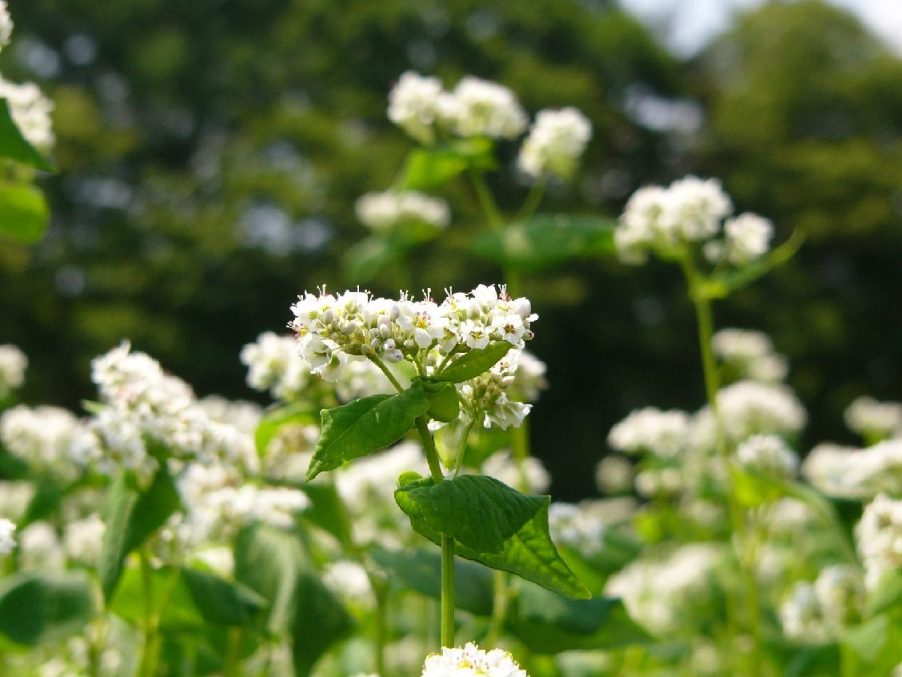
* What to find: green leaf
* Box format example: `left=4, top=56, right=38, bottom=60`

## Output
left=421, top=380, right=460, bottom=422
left=703, top=230, right=804, bottom=299
left=400, top=138, right=494, bottom=190
left=731, top=466, right=790, bottom=506
left=297, top=481, right=353, bottom=547
left=0, top=571, right=96, bottom=645
left=0, top=99, right=54, bottom=171
left=234, top=525, right=353, bottom=676
left=435, top=342, right=512, bottom=383
left=865, top=570, right=902, bottom=618
left=343, top=236, right=404, bottom=283
left=99, top=468, right=182, bottom=601
left=472, top=215, right=617, bottom=272
left=0, top=182, right=50, bottom=244
left=395, top=475, right=590, bottom=599
left=182, top=568, right=265, bottom=627
left=255, top=403, right=317, bottom=458
left=371, top=546, right=495, bottom=616
left=109, top=564, right=204, bottom=631
left=306, top=385, right=430, bottom=481
left=505, top=581, right=651, bottom=653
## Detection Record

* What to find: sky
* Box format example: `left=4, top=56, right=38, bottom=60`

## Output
left=618, top=0, right=902, bottom=56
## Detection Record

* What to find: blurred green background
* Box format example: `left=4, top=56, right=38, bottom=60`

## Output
left=1, top=0, right=900, bottom=498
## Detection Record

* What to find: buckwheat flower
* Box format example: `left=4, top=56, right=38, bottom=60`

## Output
left=518, top=107, right=592, bottom=180
left=0, top=343, right=27, bottom=397
left=198, top=396, right=262, bottom=436
left=0, top=76, right=54, bottom=151
left=780, top=582, right=829, bottom=644
left=388, top=71, right=446, bottom=144
left=736, top=434, right=799, bottom=478
left=549, top=501, right=606, bottom=558
left=18, top=521, right=65, bottom=571
left=457, top=350, right=532, bottom=430
left=0, top=1, right=12, bottom=52
left=607, top=407, right=690, bottom=458
left=694, top=380, right=807, bottom=446
left=510, top=350, right=547, bottom=402
left=0, top=480, right=35, bottom=520
left=0, top=517, right=15, bottom=555
left=241, top=332, right=312, bottom=401
left=0, top=405, right=88, bottom=481
left=844, top=396, right=902, bottom=442
left=606, top=543, right=724, bottom=636
left=856, top=494, right=902, bottom=589
left=661, top=176, right=733, bottom=241
left=482, top=451, right=550, bottom=494
left=712, top=328, right=788, bottom=383
left=803, top=440, right=902, bottom=499
left=634, top=466, right=683, bottom=498
left=814, top=564, right=864, bottom=632
left=421, top=642, right=528, bottom=677
left=64, top=513, right=105, bottom=566
left=595, top=455, right=634, bottom=495
left=440, top=76, right=528, bottom=140
left=722, top=212, right=773, bottom=264
left=355, top=190, right=450, bottom=233
left=333, top=358, right=393, bottom=402
left=322, top=560, right=374, bottom=608
left=800, top=443, right=861, bottom=498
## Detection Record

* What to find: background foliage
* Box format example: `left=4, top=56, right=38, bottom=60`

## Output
left=1, top=0, right=900, bottom=498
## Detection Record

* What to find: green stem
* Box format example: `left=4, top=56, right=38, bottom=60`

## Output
left=681, top=257, right=761, bottom=674
left=468, top=169, right=522, bottom=295
left=485, top=570, right=510, bottom=647
left=137, top=549, right=159, bottom=677
left=368, top=355, right=404, bottom=393
left=371, top=576, right=389, bottom=677
left=224, top=627, right=243, bottom=677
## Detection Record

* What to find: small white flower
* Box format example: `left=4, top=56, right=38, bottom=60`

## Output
left=844, top=396, right=902, bottom=442
left=0, top=76, right=54, bottom=151
left=607, top=407, right=690, bottom=458
left=518, top=107, right=592, bottom=180
left=856, top=493, right=902, bottom=590
left=0, top=343, right=27, bottom=397
left=388, top=71, right=445, bottom=144
left=64, top=513, right=105, bottom=566
left=549, top=501, right=606, bottom=558
left=723, top=213, right=773, bottom=264
left=441, top=76, right=528, bottom=140
left=0, top=517, right=16, bottom=555
left=482, top=451, right=550, bottom=494
left=736, top=434, right=799, bottom=478
left=421, top=642, right=528, bottom=677
left=355, top=190, right=450, bottom=233
left=0, top=1, right=12, bottom=51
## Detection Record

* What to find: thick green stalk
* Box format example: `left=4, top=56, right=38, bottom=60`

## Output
left=137, top=549, right=159, bottom=677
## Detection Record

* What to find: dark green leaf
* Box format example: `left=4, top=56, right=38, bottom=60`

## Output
left=395, top=475, right=590, bottom=599
left=0, top=571, right=96, bottom=645
left=234, top=525, right=353, bottom=676
left=0, top=182, right=50, bottom=244
left=298, top=481, right=353, bottom=547
left=99, top=468, right=182, bottom=601
left=110, top=564, right=204, bottom=631
left=421, top=380, right=460, bottom=422
left=343, top=236, right=404, bottom=283
left=506, top=581, right=650, bottom=653
left=371, top=546, right=494, bottom=616
left=472, top=215, right=617, bottom=272
left=182, top=567, right=265, bottom=626
left=306, top=385, right=430, bottom=480
left=435, top=342, right=512, bottom=383
left=0, top=99, right=54, bottom=171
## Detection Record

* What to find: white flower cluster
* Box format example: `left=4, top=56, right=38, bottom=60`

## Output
left=336, top=442, right=427, bottom=547
left=510, top=350, right=547, bottom=403
left=482, top=451, right=550, bottom=494
left=63, top=512, right=105, bottom=566
left=290, top=285, right=537, bottom=429
left=0, top=1, right=11, bottom=51
left=712, top=328, right=788, bottom=383
left=458, top=349, right=533, bottom=430
left=0, top=517, right=15, bottom=555
left=607, top=407, right=690, bottom=458
left=856, top=493, right=902, bottom=589
left=518, top=107, right=592, bottom=180
left=322, top=560, right=373, bottom=608
left=18, top=521, right=65, bottom=571
left=355, top=190, right=450, bottom=233
left=780, top=565, right=863, bottom=644
left=388, top=71, right=527, bottom=142
left=595, top=455, right=634, bottom=495
left=802, top=440, right=902, bottom=500
left=616, top=176, right=773, bottom=267
left=736, top=434, right=799, bottom=478
left=549, top=501, right=606, bottom=558
left=241, top=332, right=312, bottom=401
left=606, top=543, right=724, bottom=636
left=0, top=76, right=54, bottom=151
left=0, top=343, right=27, bottom=397
left=698, top=380, right=807, bottom=445
left=0, top=405, right=92, bottom=480
left=421, top=642, right=528, bottom=677
left=80, top=343, right=256, bottom=482
left=844, top=396, right=902, bottom=442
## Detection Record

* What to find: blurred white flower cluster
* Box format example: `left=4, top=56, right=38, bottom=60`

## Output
left=518, top=107, right=592, bottom=180
left=712, top=328, right=788, bottom=383
left=482, top=451, right=550, bottom=494
left=607, top=407, right=690, bottom=458
left=78, top=342, right=256, bottom=483
left=388, top=71, right=591, bottom=183
left=615, top=176, right=773, bottom=266
left=803, top=439, right=902, bottom=500
left=420, top=642, right=528, bottom=677
left=549, top=501, right=607, bottom=558
left=735, top=434, right=799, bottom=478
left=780, top=564, right=864, bottom=643
left=0, top=2, right=54, bottom=152
left=856, top=493, right=902, bottom=590
left=606, top=543, right=724, bottom=636
left=844, top=396, right=902, bottom=443
left=290, top=284, right=537, bottom=429
left=0, top=516, right=15, bottom=555
left=0, top=405, right=93, bottom=481
left=389, top=72, right=527, bottom=143
left=0, top=343, right=27, bottom=398
left=355, top=190, right=450, bottom=233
